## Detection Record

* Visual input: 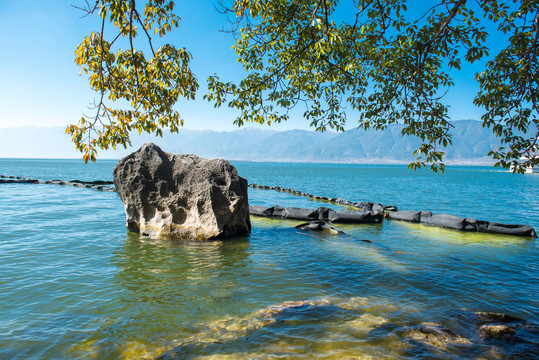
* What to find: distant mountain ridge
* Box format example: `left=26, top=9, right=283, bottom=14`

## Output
left=0, top=120, right=500, bottom=164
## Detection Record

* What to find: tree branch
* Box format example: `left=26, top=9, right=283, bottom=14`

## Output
left=423, top=0, right=466, bottom=50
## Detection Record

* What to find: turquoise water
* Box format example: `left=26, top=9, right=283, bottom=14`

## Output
left=0, top=159, right=538, bottom=359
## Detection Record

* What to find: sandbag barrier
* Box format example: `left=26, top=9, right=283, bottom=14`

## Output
left=387, top=210, right=537, bottom=238
left=250, top=205, right=384, bottom=224
left=248, top=183, right=398, bottom=212
left=0, top=175, right=115, bottom=192
left=3, top=176, right=536, bottom=237
left=249, top=183, right=537, bottom=238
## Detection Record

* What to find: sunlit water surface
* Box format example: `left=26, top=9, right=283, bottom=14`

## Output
left=0, top=159, right=538, bottom=359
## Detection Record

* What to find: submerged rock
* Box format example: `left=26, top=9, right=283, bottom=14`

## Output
left=154, top=299, right=539, bottom=360
left=255, top=299, right=343, bottom=320
left=113, top=143, right=251, bottom=241
left=472, top=312, right=539, bottom=345
left=295, top=220, right=344, bottom=234
left=404, top=322, right=473, bottom=349
left=156, top=298, right=350, bottom=359
left=473, top=311, right=524, bottom=324
left=406, top=311, right=539, bottom=358
left=479, top=324, right=516, bottom=338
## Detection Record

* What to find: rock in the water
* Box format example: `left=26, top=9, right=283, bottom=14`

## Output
left=479, top=324, right=516, bottom=338
left=256, top=299, right=343, bottom=320
left=295, top=220, right=344, bottom=234
left=473, top=311, right=523, bottom=324
left=113, top=143, right=251, bottom=240
left=404, top=322, right=473, bottom=349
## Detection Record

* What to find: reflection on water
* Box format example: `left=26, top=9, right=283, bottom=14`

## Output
left=69, top=233, right=254, bottom=359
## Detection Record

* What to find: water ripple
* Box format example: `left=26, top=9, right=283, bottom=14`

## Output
left=0, top=161, right=538, bottom=359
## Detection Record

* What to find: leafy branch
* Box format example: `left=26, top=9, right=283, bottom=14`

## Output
left=68, top=0, right=198, bottom=162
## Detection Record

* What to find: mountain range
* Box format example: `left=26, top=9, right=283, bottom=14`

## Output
left=0, top=120, right=501, bottom=164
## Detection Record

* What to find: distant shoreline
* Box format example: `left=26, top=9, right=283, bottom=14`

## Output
left=0, top=122, right=510, bottom=163
left=0, top=156, right=497, bottom=167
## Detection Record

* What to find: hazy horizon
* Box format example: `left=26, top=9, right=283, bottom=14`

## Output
left=0, top=120, right=497, bottom=165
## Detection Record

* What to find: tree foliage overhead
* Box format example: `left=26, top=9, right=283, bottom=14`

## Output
left=206, top=0, right=538, bottom=173
left=68, top=0, right=197, bottom=162
left=71, top=0, right=538, bottom=173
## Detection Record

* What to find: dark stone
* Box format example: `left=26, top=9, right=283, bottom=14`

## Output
left=295, top=220, right=344, bottom=234
left=479, top=324, right=516, bottom=338
left=473, top=312, right=524, bottom=324
left=113, top=143, right=251, bottom=240
left=404, top=322, right=473, bottom=349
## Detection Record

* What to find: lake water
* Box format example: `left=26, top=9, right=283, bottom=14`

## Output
left=0, top=159, right=538, bottom=359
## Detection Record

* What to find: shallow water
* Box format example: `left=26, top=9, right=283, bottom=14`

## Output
left=0, top=159, right=538, bottom=359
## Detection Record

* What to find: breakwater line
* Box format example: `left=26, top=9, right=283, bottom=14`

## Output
left=248, top=183, right=398, bottom=212
left=2, top=175, right=536, bottom=237
left=0, top=176, right=379, bottom=209
left=248, top=184, right=537, bottom=238
left=0, top=175, right=115, bottom=192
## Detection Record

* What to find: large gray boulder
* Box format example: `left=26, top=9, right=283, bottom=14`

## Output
left=113, top=143, right=251, bottom=240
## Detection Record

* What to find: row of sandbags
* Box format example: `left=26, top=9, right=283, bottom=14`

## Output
left=0, top=175, right=115, bottom=192
left=250, top=204, right=537, bottom=237
left=249, top=205, right=384, bottom=224
left=249, top=183, right=398, bottom=212
left=249, top=184, right=537, bottom=237
left=388, top=210, right=537, bottom=237
left=5, top=175, right=536, bottom=237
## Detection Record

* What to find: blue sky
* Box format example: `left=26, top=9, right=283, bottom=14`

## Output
left=0, top=0, right=256, bottom=131
left=0, top=0, right=495, bottom=133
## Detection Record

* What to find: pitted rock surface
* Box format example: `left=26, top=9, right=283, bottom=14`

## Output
left=113, top=143, right=251, bottom=240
